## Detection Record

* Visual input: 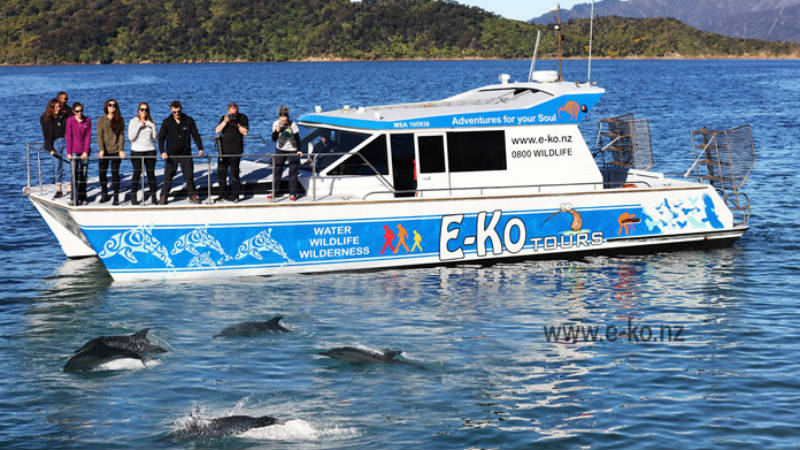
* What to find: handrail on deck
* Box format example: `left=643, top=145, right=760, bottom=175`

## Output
left=362, top=180, right=653, bottom=200
left=25, top=139, right=654, bottom=206
left=24, top=139, right=394, bottom=205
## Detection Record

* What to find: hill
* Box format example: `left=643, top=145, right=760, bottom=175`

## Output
left=1, top=0, right=798, bottom=64
left=529, top=0, right=800, bottom=43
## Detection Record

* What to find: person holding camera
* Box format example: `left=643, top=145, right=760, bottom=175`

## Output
left=158, top=100, right=203, bottom=205
left=268, top=106, right=302, bottom=201
left=214, top=102, right=249, bottom=202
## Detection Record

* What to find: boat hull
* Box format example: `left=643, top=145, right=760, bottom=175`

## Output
left=25, top=184, right=742, bottom=281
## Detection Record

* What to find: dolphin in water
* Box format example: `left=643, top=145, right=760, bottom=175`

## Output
left=64, top=329, right=166, bottom=372
left=65, top=341, right=151, bottom=372
left=213, top=316, right=291, bottom=338
left=319, top=346, right=424, bottom=368
left=171, top=415, right=281, bottom=439
left=73, top=328, right=167, bottom=354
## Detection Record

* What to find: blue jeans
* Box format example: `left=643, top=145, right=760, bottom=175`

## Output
left=51, top=138, right=66, bottom=185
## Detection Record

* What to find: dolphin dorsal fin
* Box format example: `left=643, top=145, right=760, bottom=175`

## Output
left=133, top=328, right=150, bottom=338
left=266, top=316, right=283, bottom=325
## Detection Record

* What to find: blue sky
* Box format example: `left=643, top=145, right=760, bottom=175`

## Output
left=453, top=1, right=588, bottom=21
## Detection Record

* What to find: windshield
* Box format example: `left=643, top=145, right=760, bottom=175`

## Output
left=303, top=128, right=371, bottom=172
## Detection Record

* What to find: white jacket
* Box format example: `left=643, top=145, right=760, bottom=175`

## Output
left=128, top=117, right=158, bottom=152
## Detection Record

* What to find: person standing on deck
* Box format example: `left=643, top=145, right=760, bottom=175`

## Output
left=40, top=98, right=68, bottom=199
left=65, top=102, right=91, bottom=206
left=96, top=99, right=126, bottom=205
left=128, top=102, right=159, bottom=205
left=158, top=100, right=203, bottom=205
left=268, top=106, right=302, bottom=201
left=214, top=102, right=249, bottom=203
left=57, top=91, right=72, bottom=117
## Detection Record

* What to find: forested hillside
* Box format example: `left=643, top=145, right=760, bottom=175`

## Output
left=1, top=0, right=798, bottom=64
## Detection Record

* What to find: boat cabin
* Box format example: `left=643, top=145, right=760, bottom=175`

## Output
left=297, top=75, right=607, bottom=200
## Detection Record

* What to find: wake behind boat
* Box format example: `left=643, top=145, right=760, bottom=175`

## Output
left=23, top=66, right=755, bottom=281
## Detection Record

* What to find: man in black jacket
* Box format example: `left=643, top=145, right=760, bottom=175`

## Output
left=158, top=100, right=204, bottom=204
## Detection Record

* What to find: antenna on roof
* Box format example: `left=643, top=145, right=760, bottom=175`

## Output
left=527, top=30, right=542, bottom=82
left=587, top=0, right=594, bottom=83
left=551, top=4, right=564, bottom=82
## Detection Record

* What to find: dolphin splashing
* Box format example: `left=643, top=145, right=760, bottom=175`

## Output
left=234, top=229, right=294, bottom=263
left=171, top=226, right=233, bottom=265
left=99, top=224, right=174, bottom=267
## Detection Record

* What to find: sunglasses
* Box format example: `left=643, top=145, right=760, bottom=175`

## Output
left=108, top=103, right=117, bottom=108
left=172, top=110, right=181, bottom=114
left=139, top=107, right=149, bottom=111
left=74, top=109, right=83, bottom=113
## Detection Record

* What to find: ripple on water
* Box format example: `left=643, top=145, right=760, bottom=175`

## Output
left=1, top=60, right=800, bottom=449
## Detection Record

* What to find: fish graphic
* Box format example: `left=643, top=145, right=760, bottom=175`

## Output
left=234, top=229, right=294, bottom=263
left=99, top=224, right=174, bottom=267
left=171, top=226, right=232, bottom=264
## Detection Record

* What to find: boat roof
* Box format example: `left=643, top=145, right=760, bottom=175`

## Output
left=299, top=80, right=605, bottom=131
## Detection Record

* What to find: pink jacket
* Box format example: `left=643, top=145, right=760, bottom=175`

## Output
left=66, top=115, right=92, bottom=155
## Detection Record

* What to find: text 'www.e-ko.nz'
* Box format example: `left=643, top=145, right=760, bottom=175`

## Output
left=543, top=319, right=685, bottom=344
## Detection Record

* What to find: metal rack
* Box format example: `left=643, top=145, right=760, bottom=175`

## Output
left=685, top=125, right=755, bottom=225
left=595, top=113, right=654, bottom=171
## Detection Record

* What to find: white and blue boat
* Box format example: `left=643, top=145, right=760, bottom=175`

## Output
left=23, top=69, right=755, bottom=281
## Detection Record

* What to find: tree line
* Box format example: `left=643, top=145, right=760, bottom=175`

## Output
left=1, top=0, right=797, bottom=64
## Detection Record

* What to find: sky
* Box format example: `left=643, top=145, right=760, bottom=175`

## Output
left=453, top=1, right=589, bottom=21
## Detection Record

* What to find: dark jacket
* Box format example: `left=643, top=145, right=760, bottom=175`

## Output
left=158, top=113, right=203, bottom=155
left=217, top=113, right=249, bottom=155
left=40, top=111, right=67, bottom=152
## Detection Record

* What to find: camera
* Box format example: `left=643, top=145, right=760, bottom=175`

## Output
left=227, top=113, right=239, bottom=126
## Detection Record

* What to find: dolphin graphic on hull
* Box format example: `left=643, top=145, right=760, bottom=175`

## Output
left=171, top=226, right=232, bottom=264
left=234, top=229, right=294, bottom=263
left=99, top=225, right=174, bottom=267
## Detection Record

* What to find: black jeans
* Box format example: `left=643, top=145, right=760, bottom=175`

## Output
left=161, top=155, right=196, bottom=198
left=98, top=155, right=121, bottom=195
left=131, top=151, right=157, bottom=199
left=217, top=154, right=241, bottom=197
left=70, top=158, right=88, bottom=203
left=273, top=152, right=299, bottom=196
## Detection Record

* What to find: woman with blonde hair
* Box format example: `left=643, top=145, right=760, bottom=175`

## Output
left=128, top=102, right=159, bottom=205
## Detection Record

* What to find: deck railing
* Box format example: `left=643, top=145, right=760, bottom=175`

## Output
left=24, top=137, right=393, bottom=205
left=25, top=138, right=655, bottom=206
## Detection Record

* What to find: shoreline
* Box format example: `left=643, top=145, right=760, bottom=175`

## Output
left=2, top=54, right=800, bottom=67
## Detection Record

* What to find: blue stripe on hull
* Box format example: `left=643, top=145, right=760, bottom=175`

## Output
left=84, top=194, right=722, bottom=274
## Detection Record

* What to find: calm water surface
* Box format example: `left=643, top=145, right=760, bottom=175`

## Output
left=0, top=60, right=799, bottom=449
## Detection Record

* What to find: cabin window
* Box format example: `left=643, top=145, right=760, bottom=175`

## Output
left=446, top=130, right=506, bottom=172
left=329, top=134, right=389, bottom=176
left=307, top=129, right=370, bottom=172
left=418, top=135, right=446, bottom=173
